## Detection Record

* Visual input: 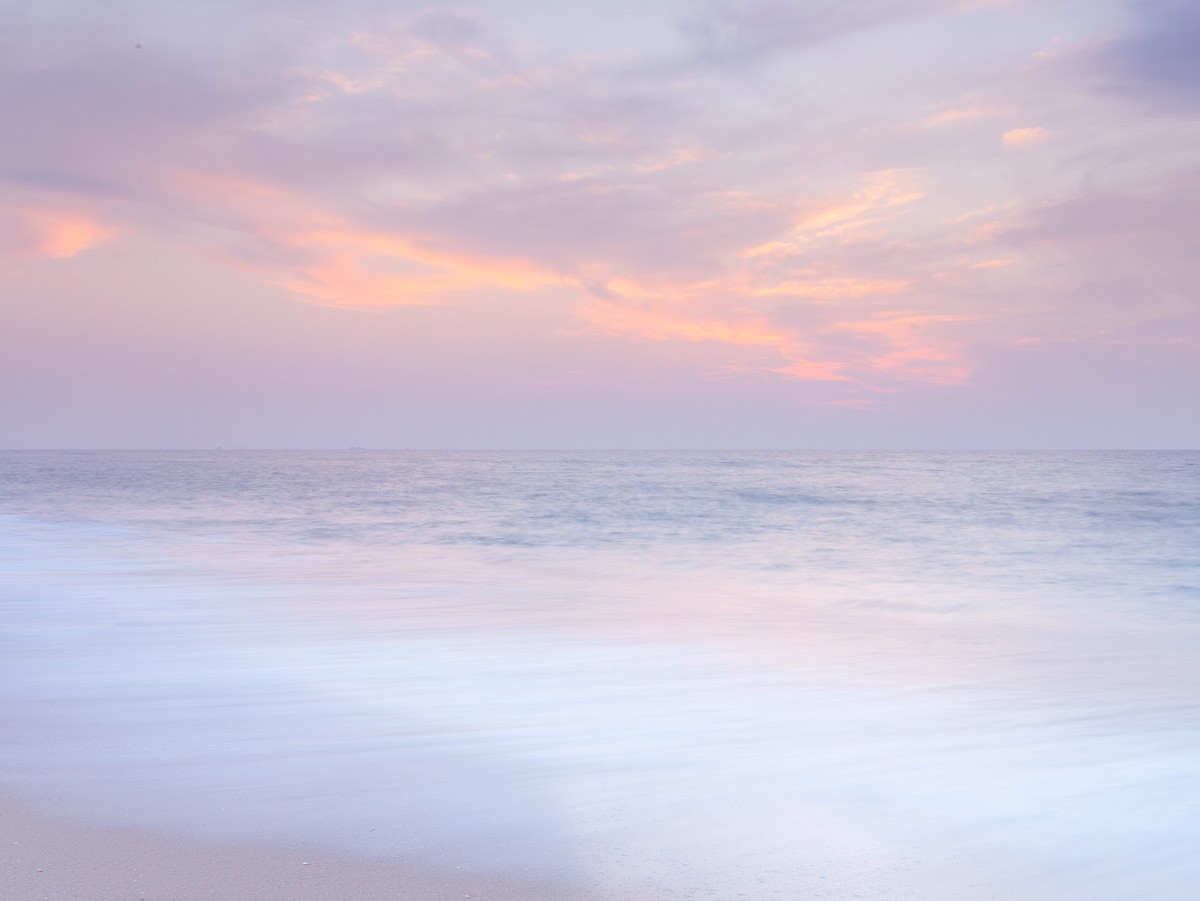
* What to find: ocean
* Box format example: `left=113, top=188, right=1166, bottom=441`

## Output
left=2, top=450, right=1198, bottom=899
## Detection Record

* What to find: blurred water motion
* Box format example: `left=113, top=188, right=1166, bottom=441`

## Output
left=2, top=451, right=1199, bottom=899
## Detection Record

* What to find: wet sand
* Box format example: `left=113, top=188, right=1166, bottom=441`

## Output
left=0, top=791, right=591, bottom=901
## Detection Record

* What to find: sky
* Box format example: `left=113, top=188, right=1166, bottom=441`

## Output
left=1, top=0, right=1197, bottom=448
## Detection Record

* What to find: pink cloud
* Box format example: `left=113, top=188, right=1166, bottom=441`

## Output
left=1002, top=126, right=1052, bottom=146
left=2, top=0, right=1196, bottom=445
left=0, top=199, right=117, bottom=259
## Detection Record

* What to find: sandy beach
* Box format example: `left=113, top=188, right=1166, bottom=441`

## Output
left=4, top=451, right=1200, bottom=900
left=1, top=791, right=592, bottom=901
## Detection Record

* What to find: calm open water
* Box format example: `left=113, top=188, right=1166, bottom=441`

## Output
left=2, top=450, right=1199, bottom=899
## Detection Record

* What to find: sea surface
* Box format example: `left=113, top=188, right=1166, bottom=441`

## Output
left=2, top=450, right=1199, bottom=899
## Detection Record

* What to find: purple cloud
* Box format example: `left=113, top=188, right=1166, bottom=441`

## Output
left=1104, top=0, right=1200, bottom=106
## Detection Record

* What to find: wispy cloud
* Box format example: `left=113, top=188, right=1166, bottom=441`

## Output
left=1001, top=126, right=1052, bottom=146
left=1101, top=0, right=1200, bottom=107
left=0, top=192, right=118, bottom=259
left=2, top=0, right=1196, bottom=415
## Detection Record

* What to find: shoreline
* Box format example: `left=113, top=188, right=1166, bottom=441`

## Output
left=0, top=790, right=595, bottom=901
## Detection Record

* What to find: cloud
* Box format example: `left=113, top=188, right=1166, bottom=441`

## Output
left=253, top=219, right=564, bottom=307
left=2, top=0, right=1196, bottom=406
left=750, top=277, right=912, bottom=299
left=1001, top=126, right=1051, bottom=146
left=410, top=10, right=484, bottom=48
left=987, top=178, right=1200, bottom=346
left=998, top=178, right=1200, bottom=257
left=0, top=196, right=117, bottom=259
left=831, top=312, right=975, bottom=384
left=581, top=295, right=854, bottom=382
left=917, top=104, right=1008, bottom=128
left=1103, top=0, right=1200, bottom=107
left=676, top=0, right=939, bottom=66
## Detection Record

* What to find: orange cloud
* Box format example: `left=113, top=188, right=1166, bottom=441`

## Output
left=834, top=312, right=976, bottom=384
left=795, top=170, right=925, bottom=236
left=835, top=313, right=975, bottom=336
left=634, top=146, right=715, bottom=173
left=265, top=224, right=562, bottom=307
left=150, top=166, right=973, bottom=390
left=773, top=358, right=852, bottom=381
left=871, top=350, right=971, bottom=384
left=1002, top=126, right=1052, bottom=147
left=918, top=104, right=1007, bottom=128
left=583, top=298, right=785, bottom=347
left=752, top=277, right=911, bottom=299
left=0, top=205, right=118, bottom=259
left=581, top=293, right=853, bottom=383
left=159, top=174, right=560, bottom=307
left=34, top=212, right=117, bottom=258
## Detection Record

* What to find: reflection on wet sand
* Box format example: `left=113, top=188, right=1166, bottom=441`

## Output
left=2, top=451, right=1199, bottom=899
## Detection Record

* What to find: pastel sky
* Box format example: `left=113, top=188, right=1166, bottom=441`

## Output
left=2, top=0, right=1197, bottom=448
